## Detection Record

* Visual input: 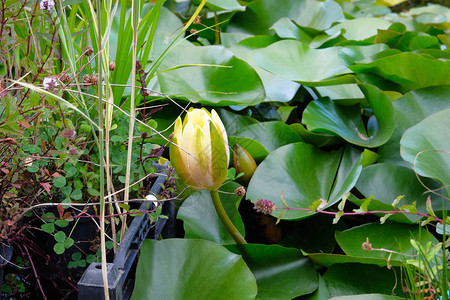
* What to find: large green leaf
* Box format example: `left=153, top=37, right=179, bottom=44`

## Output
left=402, top=4, right=450, bottom=24
left=254, top=40, right=351, bottom=85
left=230, top=36, right=301, bottom=102
left=221, top=32, right=253, bottom=48
left=247, top=143, right=363, bottom=220
left=216, top=108, right=258, bottom=137
left=339, top=44, right=389, bottom=65
left=400, top=109, right=450, bottom=190
left=194, top=0, right=244, bottom=11
left=234, top=121, right=302, bottom=153
left=131, top=239, right=257, bottom=300
left=378, top=85, right=450, bottom=166
left=315, top=84, right=364, bottom=103
left=289, top=123, right=343, bottom=148
left=349, top=53, right=450, bottom=91
left=177, top=182, right=245, bottom=244
left=335, top=223, right=438, bottom=261
left=326, top=18, right=391, bottom=41
left=330, top=294, right=404, bottom=300
left=271, top=18, right=313, bottom=43
left=228, top=0, right=344, bottom=35
left=157, top=44, right=266, bottom=106
left=323, top=264, right=403, bottom=297
left=306, top=253, right=403, bottom=268
left=305, top=275, right=330, bottom=300
left=355, top=163, right=446, bottom=223
left=226, top=244, right=318, bottom=299
left=303, top=84, right=394, bottom=147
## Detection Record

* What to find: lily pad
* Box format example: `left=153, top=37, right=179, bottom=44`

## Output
left=400, top=109, right=450, bottom=189
left=335, top=222, right=438, bottom=261
left=326, top=17, right=392, bottom=41
left=303, top=83, right=394, bottom=148
left=330, top=294, right=404, bottom=300
left=349, top=52, right=450, bottom=91
left=216, top=108, right=258, bottom=137
left=230, top=36, right=301, bottom=102
left=355, top=163, right=446, bottom=223
left=315, top=85, right=365, bottom=103
left=304, top=275, right=330, bottom=300
left=132, top=239, right=257, bottom=300
left=226, top=244, right=318, bottom=300
left=290, top=123, right=343, bottom=148
left=254, top=40, right=351, bottom=85
left=378, top=85, right=450, bottom=166
left=177, top=182, right=245, bottom=244
left=323, top=263, right=402, bottom=297
left=234, top=121, right=302, bottom=153
left=339, top=44, right=389, bottom=65
left=306, top=253, right=403, bottom=268
left=229, top=0, right=344, bottom=35
left=247, top=143, right=363, bottom=220
left=271, top=18, right=312, bottom=43
left=196, top=0, right=244, bottom=11
left=158, top=44, right=266, bottom=106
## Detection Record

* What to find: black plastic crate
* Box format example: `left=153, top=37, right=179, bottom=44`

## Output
left=78, top=163, right=172, bottom=299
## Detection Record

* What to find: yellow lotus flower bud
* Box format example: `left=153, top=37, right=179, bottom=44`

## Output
left=233, top=143, right=257, bottom=185
left=170, top=108, right=229, bottom=191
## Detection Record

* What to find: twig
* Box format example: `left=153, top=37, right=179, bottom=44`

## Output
left=24, top=244, right=47, bottom=300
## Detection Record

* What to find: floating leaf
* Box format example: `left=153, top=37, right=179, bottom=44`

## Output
left=198, top=0, right=244, bottom=11
left=254, top=40, right=351, bottom=86
left=225, top=244, right=318, bottom=299
left=177, top=182, right=245, bottom=244
left=330, top=293, right=404, bottom=299
left=378, top=85, right=450, bottom=166
left=158, top=44, right=265, bottom=106
left=323, top=263, right=403, bottom=297
left=234, top=121, right=302, bottom=153
left=247, top=143, right=362, bottom=220
left=303, top=83, right=394, bottom=147
left=229, top=0, right=344, bottom=35
left=335, top=222, right=438, bottom=261
left=131, top=239, right=257, bottom=299
left=230, top=36, right=301, bottom=102
left=306, top=253, right=403, bottom=268
left=289, top=123, right=343, bottom=148
left=216, top=108, right=258, bottom=137
left=400, top=109, right=450, bottom=189
left=326, top=18, right=391, bottom=41
left=349, top=53, right=450, bottom=91
left=355, top=163, right=446, bottom=223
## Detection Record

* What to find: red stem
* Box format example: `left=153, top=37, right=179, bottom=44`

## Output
left=276, top=206, right=444, bottom=223
left=23, top=244, right=47, bottom=300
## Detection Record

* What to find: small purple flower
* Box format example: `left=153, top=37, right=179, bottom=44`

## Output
left=254, top=199, right=275, bottom=215
left=43, top=77, right=58, bottom=90
left=40, top=0, right=55, bottom=12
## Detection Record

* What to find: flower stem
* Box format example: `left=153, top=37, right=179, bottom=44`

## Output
left=210, top=190, right=247, bottom=245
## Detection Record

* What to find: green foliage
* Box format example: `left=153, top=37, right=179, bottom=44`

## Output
left=247, top=144, right=363, bottom=220
left=131, top=239, right=258, bottom=300
left=3, top=0, right=450, bottom=298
